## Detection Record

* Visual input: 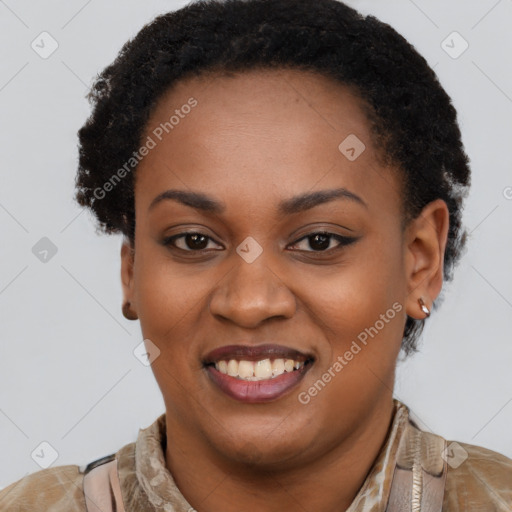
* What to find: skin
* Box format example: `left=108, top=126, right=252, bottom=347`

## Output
left=120, top=68, right=449, bottom=511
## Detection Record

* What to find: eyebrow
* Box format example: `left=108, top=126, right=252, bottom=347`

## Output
left=148, top=187, right=368, bottom=215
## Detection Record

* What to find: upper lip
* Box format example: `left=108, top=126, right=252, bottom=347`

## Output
left=203, top=344, right=314, bottom=364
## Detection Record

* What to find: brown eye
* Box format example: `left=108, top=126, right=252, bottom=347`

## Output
left=308, top=233, right=330, bottom=251
left=163, top=232, right=223, bottom=252
left=289, top=232, right=358, bottom=252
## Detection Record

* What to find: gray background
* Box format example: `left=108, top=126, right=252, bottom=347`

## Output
left=1, top=0, right=511, bottom=488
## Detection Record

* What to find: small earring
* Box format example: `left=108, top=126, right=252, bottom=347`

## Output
left=418, top=297, right=430, bottom=318
left=122, top=301, right=138, bottom=320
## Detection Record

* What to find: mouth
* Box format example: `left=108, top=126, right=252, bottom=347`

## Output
left=203, top=344, right=315, bottom=403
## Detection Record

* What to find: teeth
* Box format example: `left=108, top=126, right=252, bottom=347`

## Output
left=272, top=358, right=285, bottom=376
left=214, top=357, right=305, bottom=380
left=254, top=359, right=272, bottom=379
left=284, top=359, right=295, bottom=372
left=238, top=360, right=254, bottom=378
left=227, top=359, right=238, bottom=377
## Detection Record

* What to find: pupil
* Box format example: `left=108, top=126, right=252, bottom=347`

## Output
left=310, top=234, right=329, bottom=251
left=187, top=233, right=207, bottom=249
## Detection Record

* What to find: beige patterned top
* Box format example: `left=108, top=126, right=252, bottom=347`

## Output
left=1, top=399, right=511, bottom=511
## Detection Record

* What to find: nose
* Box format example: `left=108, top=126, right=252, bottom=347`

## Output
left=208, top=251, right=296, bottom=329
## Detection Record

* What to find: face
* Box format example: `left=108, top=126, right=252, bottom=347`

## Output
left=121, top=68, right=447, bottom=469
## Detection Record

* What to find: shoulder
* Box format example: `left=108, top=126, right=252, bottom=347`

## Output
left=0, top=464, right=86, bottom=511
left=0, top=446, right=137, bottom=512
left=443, top=439, right=512, bottom=510
left=401, top=410, right=512, bottom=510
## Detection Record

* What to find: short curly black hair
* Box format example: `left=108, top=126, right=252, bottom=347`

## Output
left=75, top=0, right=471, bottom=355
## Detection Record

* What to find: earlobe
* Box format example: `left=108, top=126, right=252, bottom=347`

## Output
left=122, top=300, right=138, bottom=321
left=404, top=199, right=449, bottom=319
left=417, top=297, right=431, bottom=318
left=120, top=238, right=138, bottom=320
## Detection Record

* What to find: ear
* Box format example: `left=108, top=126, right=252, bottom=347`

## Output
left=404, top=199, right=450, bottom=319
left=121, top=237, right=138, bottom=320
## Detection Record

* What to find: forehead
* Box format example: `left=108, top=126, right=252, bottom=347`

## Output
left=135, top=67, right=401, bottom=219
left=144, top=67, right=374, bottom=153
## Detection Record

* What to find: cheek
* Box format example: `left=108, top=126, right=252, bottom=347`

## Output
left=294, top=251, right=405, bottom=430
left=132, top=245, right=209, bottom=359
left=297, top=239, right=405, bottom=361
left=133, top=251, right=212, bottom=411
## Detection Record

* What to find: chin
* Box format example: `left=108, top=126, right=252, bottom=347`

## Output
left=207, top=420, right=315, bottom=470
left=224, top=439, right=305, bottom=470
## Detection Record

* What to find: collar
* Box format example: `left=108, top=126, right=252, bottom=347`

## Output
left=133, top=399, right=410, bottom=512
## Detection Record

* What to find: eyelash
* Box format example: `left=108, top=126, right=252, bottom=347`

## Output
left=162, top=231, right=358, bottom=255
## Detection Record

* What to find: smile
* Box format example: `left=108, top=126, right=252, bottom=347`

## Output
left=215, top=358, right=306, bottom=380
left=203, top=344, right=314, bottom=403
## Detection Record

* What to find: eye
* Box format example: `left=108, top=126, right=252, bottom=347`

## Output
left=288, top=232, right=358, bottom=252
left=162, top=232, right=223, bottom=252
left=162, top=230, right=358, bottom=255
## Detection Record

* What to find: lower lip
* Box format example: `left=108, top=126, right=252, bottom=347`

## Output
left=205, top=364, right=311, bottom=403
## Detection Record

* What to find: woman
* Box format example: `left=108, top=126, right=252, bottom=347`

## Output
left=1, top=0, right=511, bottom=510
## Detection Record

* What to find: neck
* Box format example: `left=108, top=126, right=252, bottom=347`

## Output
left=164, top=397, right=396, bottom=512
